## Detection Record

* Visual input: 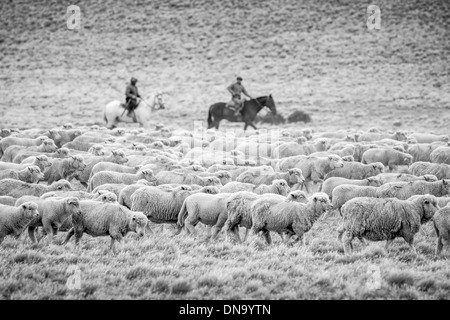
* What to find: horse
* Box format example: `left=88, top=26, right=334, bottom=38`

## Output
left=207, top=95, right=276, bottom=131
left=103, top=91, right=166, bottom=129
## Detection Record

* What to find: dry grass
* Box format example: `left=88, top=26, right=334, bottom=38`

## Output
left=1, top=0, right=450, bottom=300
left=0, top=217, right=449, bottom=299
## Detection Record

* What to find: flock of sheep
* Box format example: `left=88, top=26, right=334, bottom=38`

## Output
left=0, top=124, right=450, bottom=256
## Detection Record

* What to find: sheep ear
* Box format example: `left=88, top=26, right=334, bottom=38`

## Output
left=28, top=167, right=33, bottom=172
left=21, top=204, right=28, bottom=210
left=313, top=196, right=318, bottom=202
left=444, top=180, right=448, bottom=186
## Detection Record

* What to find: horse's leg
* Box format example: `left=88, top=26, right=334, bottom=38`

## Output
left=244, top=122, right=248, bottom=131
left=250, top=122, right=257, bottom=130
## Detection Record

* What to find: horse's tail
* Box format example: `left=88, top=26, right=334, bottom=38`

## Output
left=207, top=105, right=213, bottom=127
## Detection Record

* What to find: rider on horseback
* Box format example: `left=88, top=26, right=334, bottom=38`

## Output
left=226, top=76, right=254, bottom=116
left=125, top=77, right=141, bottom=117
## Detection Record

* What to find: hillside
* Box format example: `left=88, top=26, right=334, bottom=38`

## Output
left=0, top=0, right=449, bottom=132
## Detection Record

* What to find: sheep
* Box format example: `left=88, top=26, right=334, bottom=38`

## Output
left=208, top=164, right=274, bottom=180
left=40, top=190, right=99, bottom=200
left=0, top=179, right=72, bottom=198
left=436, top=197, right=450, bottom=208
left=130, top=185, right=219, bottom=225
left=358, top=131, right=407, bottom=142
left=310, top=145, right=355, bottom=159
left=15, top=197, right=82, bottom=243
left=52, top=129, right=83, bottom=147
left=250, top=192, right=332, bottom=245
left=236, top=168, right=305, bottom=189
left=20, top=148, right=71, bottom=163
left=1, top=139, right=57, bottom=163
left=88, top=169, right=157, bottom=192
left=194, top=170, right=232, bottom=186
left=375, top=173, right=438, bottom=185
left=361, top=148, right=412, bottom=171
left=0, top=155, right=51, bottom=172
left=62, top=201, right=148, bottom=254
left=155, top=171, right=222, bottom=188
left=430, top=147, right=450, bottom=165
left=220, top=181, right=255, bottom=193
left=272, top=138, right=330, bottom=159
left=176, top=193, right=233, bottom=239
left=0, top=136, right=47, bottom=158
left=0, top=202, right=40, bottom=244
left=61, top=135, right=110, bottom=152
left=324, top=162, right=384, bottom=180
left=91, top=184, right=127, bottom=198
left=10, top=140, right=58, bottom=163
left=0, top=196, right=17, bottom=206
left=68, top=150, right=129, bottom=186
left=0, top=166, right=44, bottom=183
left=409, top=162, right=450, bottom=180
left=277, top=155, right=345, bottom=193
left=338, top=195, right=439, bottom=255
left=90, top=162, right=141, bottom=180
left=376, top=179, right=450, bottom=200
left=95, top=192, right=118, bottom=203
left=254, top=179, right=290, bottom=196
left=118, top=180, right=157, bottom=209
left=407, top=143, right=444, bottom=162
left=433, top=205, right=450, bottom=255
left=408, top=133, right=449, bottom=144
left=223, top=191, right=308, bottom=243
left=87, top=144, right=107, bottom=156
left=320, top=176, right=381, bottom=199
left=331, top=184, right=379, bottom=215
left=43, top=155, right=87, bottom=184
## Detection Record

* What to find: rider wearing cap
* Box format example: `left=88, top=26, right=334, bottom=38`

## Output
left=125, top=77, right=141, bottom=117
left=226, top=76, right=254, bottom=116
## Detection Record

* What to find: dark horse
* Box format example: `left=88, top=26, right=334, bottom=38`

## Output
left=207, top=95, right=276, bottom=130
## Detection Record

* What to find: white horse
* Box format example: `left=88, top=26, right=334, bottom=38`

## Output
left=103, top=91, right=166, bottom=129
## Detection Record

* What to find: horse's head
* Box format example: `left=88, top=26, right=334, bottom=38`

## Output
left=256, top=94, right=276, bottom=114
left=155, top=91, right=166, bottom=110
left=265, top=94, right=276, bottom=115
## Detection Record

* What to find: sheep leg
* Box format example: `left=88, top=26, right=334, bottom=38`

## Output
left=262, top=230, right=272, bottom=245
left=341, top=231, right=354, bottom=255
left=184, top=217, right=197, bottom=237
left=277, top=232, right=284, bottom=242
left=110, top=234, right=122, bottom=254
left=357, top=236, right=366, bottom=245
left=227, top=225, right=241, bottom=243
left=435, top=236, right=444, bottom=256
left=62, top=228, right=75, bottom=245
left=337, top=226, right=345, bottom=241
left=385, top=239, right=393, bottom=251
left=28, top=226, right=38, bottom=244
left=284, top=233, right=293, bottom=244
left=243, top=228, right=250, bottom=242
left=404, top=236, right=417, bottom=255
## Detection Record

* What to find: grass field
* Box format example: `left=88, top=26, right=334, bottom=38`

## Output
left=0, top=0, right=450, bottom=300
left=1, top=214, right=449, bottom=300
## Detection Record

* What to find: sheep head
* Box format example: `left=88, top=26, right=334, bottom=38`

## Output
left=130, top=212, right=148, bottom=237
